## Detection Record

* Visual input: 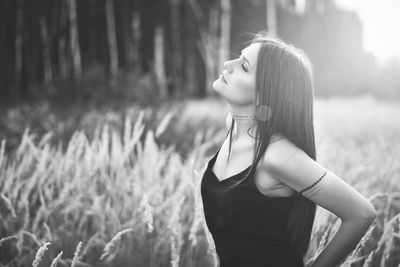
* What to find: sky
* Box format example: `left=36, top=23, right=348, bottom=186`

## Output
left=334, top=0, right=400, bottom=66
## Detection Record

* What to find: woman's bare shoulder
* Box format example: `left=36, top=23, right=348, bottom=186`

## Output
left=266, top=133, right=302, bottom=162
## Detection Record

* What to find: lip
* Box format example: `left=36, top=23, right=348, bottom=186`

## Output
left=220, top=72, right=228, bottom=84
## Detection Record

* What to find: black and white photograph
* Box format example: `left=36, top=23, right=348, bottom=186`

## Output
left=0, top=0, right=399, bottom=266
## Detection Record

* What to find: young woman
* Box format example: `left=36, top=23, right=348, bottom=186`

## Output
left=200, top=32, right=377, bottom=267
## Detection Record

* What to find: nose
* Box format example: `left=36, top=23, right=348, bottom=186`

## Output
left=223, top=60, right=233, bottom=73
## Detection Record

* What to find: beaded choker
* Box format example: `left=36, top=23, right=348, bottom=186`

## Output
left=232, top=115, right=255, bottom=120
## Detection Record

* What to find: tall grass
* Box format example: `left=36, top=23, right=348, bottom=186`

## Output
left=0, top=108, right=221, bottom=266
left=0, top=96, right=399, bottom=266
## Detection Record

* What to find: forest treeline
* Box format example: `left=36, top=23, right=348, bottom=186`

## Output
left=0, top=0, right=399, bottom=103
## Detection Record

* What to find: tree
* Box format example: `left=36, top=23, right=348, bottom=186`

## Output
left=14, top=0, right=24, bottom=94
left=219, top=0, right=231, bottom=82
left=266, top=0, right=277, bottom=36
left=105, top=0, right=119, bottom=78
left=66, top=0, right=82, bottom=79
left=39, top=15, right=54, bottom=91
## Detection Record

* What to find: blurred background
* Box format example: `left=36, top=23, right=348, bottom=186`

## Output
left=1, top=0, right=400, bottom=154
left=0, top=1, right=400, bottom=266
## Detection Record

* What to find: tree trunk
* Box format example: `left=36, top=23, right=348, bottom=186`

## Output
left=170, top=0, right=183, bottom=97
left=66, top=0, right=82, bottom=79
left=39, top=16, right=54, bottom=92
left=219, top=0, right=230, bottom=73
left=139, top=0, right=156, bottom=74
left=182, top=1, right=197, bottom=97
left=266, top=0, right=277, bottom=36
left=205, top=5, right=219, bottom=94
left=15, top=0, right=24, bottom=94
left=154, top=25, right=167, bottom=99
left=130, top=9, right=141, bottom=72
left=27, top=1, right=40, bottom=93
left=188, top=0, right=218, bottom=96
left=105, top=0, right=118, bottom=77
left=88, top=0, right=98, bottom=64
left=58, top=1, right=69, bottom=80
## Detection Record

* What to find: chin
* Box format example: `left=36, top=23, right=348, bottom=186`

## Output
left=213, top=79, right=226, bottom=91
left=212, top=80, right=221, bottom=91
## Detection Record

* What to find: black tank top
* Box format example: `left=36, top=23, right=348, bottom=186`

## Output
left=201, top=145, right=304, bottom=267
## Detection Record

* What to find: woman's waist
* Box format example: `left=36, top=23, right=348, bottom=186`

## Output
left=209, top=223, right=291, bottom=244
left=213, top=237, right=303, bottom=267
left=219, top=256, right=304, bottom=267
left=213, top=234, right=291, bottom=256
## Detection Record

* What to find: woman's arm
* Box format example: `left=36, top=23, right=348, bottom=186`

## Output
left=262, top=137, right=377, bottom=267
left=310, top=216, right=375, bottom=267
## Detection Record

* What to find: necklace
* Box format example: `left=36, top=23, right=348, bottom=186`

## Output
left=232, top=114, right=255, bottom=120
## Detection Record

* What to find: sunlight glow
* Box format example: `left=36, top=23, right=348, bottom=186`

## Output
left=335, top=0, right=400, bottom=65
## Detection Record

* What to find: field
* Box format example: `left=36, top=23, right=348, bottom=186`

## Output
left=0, top=95, right=399, bottom=267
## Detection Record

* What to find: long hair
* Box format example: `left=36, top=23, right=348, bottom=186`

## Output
left=225, top=31, right=317, bottom=261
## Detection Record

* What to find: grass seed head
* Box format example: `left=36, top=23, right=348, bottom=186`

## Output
left=0, top=193, right=16, bottom=218
left=32, top=242, right=50, bottom=267
left=100, top=228, right=133, bottom=261
left=50, top=251, right=63, bottom=267
left=71, top=241, right=83, bottom=267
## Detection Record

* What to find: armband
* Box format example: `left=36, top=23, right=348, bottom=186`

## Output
left=299, top=170, right=331, bottom=196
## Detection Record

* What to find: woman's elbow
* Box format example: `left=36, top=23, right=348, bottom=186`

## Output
left=358, top=198, right=377, bottom=220
left=361, top=205, right=377, bottom=222
left=348, top=203, right=377, bottom=223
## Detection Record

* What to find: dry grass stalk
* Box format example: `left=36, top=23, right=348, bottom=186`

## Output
left=71, top=241, right=83, bottom=267
left=189, top=170, right=204, bottom=247
left=43, top=222, right=52, bottom=241
left=361, top=250, right=374, bottom=267
left=139, top=193, right=154, bottom=233
left=16, top=231, right=41, bottom=253
left=0, top=235, right=18, bottom=247
left=317, top=228, right=330, bottom=253
left=0, top=139, right=6, bottom=167
left=168, top=196, right=185, bottom=234
left=155, top=111, right=174, bottom=138
left=32, top=242, right=50, bottom=267
left=188, top=199, right=202, bottom=247
left=348, top=225, right=375, bottom=264
left=170, top=235, right=180, bottom=267
left=0, top=193, right=16, bottom=218
left=100, top=228, right=133, bottom=261
left=201, top=212, right=218, bottom=267
left=50, top=251, right=63, bottom=267
left=82, top=232, right=102, bottom=257
left=168, top=196, right=185, bottom=267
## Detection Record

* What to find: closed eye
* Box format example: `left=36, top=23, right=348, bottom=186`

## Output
left=230, top=53, right=249, bottom=72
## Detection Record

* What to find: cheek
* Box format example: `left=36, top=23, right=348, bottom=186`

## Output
left=232, top=76, right=255, bottom=99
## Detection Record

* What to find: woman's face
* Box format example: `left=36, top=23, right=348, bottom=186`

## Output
left=213, top=42, right=261, bottom=106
